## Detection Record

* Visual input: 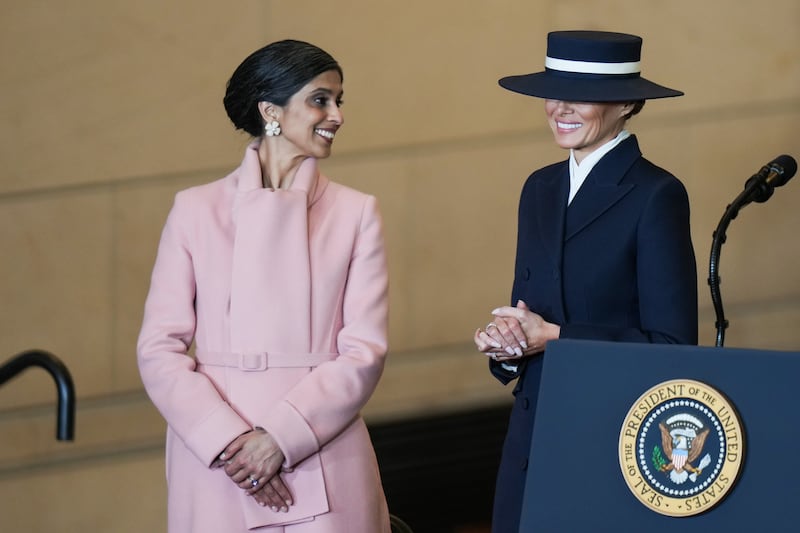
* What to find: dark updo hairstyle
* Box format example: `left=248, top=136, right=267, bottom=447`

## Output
left=223, top=40, right=343, bottom=137
left=624, top=100, right=646, bottom=120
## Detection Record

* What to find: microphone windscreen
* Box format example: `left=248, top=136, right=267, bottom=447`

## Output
left=770, top=154, right=797, bottom=187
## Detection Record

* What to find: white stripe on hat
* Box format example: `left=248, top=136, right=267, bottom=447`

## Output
left=545, top=56, right=640, bottom=75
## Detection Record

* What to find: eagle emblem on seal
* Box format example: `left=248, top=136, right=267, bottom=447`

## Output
left=655, top=414, right=712, bottom=484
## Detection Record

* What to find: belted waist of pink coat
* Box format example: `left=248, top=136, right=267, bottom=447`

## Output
left=195, top=349, right=337, bottom=371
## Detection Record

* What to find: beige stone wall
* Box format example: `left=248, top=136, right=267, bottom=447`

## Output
left=0, top=1, right=798, bottom=530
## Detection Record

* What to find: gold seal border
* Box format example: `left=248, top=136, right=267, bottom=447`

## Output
left=618, top=379, right=745, bottom=517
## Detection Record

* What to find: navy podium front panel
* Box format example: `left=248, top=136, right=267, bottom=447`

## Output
left=519, top=339, right=800, bottom=532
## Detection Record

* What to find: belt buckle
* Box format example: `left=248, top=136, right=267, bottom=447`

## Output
left=238, top=352, right=268, bottom=371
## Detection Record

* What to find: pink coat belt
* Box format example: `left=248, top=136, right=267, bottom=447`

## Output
left=195, top=350, right=337, bottom=371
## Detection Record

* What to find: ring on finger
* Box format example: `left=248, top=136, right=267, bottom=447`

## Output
left=248, top=474, right=259, bottom=487
left=486, top=322, right=498, bottom=330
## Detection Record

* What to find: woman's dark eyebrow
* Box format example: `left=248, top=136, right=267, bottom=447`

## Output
left=309, top=87, right=344, bottom=98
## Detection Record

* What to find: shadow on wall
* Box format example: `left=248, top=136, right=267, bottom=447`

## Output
left=370, top=403, right=510, bottom=533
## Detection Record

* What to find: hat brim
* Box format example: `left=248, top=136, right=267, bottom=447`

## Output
left=499, top=71, right=683, bottom=102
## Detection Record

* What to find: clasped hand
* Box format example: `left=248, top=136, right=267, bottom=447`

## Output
left=211, top=428, right=294, bottom=512
left=474, top=300, right=560, bottom=362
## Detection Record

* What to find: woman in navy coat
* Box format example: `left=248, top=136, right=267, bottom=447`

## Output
left=474, top=31, right=698, bottom=532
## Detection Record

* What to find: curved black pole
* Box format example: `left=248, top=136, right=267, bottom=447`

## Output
left=708, top=177, right=772, bottom=347
left=709, top=218, right=731, bottom=347
left=0, top=350, right=75, bottom=440
left=710, top=155, right=797, bottom=346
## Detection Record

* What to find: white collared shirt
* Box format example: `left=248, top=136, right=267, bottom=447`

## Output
left=567, top=129, right=631, bottom=205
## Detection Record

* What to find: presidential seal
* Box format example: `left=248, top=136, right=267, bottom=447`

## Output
left=618, top=379, right=744, bottom=517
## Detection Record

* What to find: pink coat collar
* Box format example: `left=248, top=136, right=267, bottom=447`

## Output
left=234, top=142, right=328, bottom=207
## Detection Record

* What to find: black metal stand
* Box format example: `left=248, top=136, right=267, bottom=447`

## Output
left=0, top=349, right=75, bottom=440
left=708, top=177, right=775, bottom=347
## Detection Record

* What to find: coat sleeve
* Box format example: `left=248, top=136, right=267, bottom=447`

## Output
left=257, top=195, right=389, bottom=468
left=137, top=192, right=251, bottom=466
left=560, top=176, right=699, bottom=345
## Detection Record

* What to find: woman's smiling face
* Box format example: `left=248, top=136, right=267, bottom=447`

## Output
left=544, top=99, right=633, bottom=163
left=273, top=69, right=344, bottom=160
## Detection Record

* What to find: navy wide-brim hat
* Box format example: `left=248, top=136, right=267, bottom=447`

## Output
left=499, top=30, right=683, bottom=102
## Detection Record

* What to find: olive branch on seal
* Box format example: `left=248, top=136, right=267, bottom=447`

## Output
left=652, top=446, right=668, bottom=470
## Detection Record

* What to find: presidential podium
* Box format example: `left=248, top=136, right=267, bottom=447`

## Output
left=519, top=339, right=800, bottom=532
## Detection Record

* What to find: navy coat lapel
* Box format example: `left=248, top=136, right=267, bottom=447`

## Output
left=535, top=165, right=569, bottom=268
left=565, top=136, right=641, bottom=241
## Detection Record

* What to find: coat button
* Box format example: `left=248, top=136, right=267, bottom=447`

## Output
left=524, top=267, right=530, bottom=281
left=552, top=268, right=560, bottom=280
left=522, top=397, right=530, bottom=410
left=521, top=458, right=528, bottom=471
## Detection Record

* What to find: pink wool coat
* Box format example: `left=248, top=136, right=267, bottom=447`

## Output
left=137, top=144, right=390, bottom=532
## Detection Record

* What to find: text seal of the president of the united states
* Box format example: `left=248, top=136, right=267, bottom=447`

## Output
left=618, top=379, right=744, bottom=517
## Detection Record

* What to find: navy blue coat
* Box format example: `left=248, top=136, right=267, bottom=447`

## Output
left=490, top=135, right=698, bottom=532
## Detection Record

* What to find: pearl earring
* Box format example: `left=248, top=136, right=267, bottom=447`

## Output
left=264, top=120, right=281, bottom=137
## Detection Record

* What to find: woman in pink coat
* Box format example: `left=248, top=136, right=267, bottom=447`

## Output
left=137, top=40, right=391, bottom=532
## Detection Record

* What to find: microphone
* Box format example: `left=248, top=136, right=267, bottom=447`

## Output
left=744, top=154, right=797, bottom=203
left=709, top=153, right=796, bottom=346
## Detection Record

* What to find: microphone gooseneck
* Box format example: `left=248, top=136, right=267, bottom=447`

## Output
left=708, top=154, right=797, bottom=347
